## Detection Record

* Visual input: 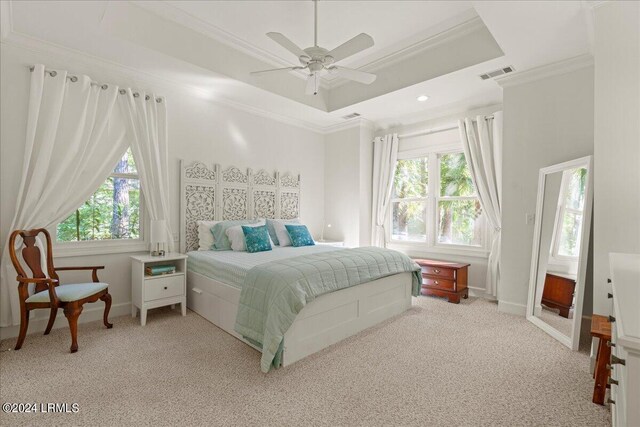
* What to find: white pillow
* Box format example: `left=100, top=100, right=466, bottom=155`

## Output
left=273, top=219, right=305, bottom=247
left=197, top=220, right=220, bottom=251
left=225, top=220, right=271, bottom=251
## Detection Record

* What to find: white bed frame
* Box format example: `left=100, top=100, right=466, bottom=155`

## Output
left=180, top=160, right=413, bottom=368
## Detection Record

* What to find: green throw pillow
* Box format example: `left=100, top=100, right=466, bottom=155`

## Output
left=285, top=224, right=315, bottom=247
left=242, top=225, right=273, bottom=253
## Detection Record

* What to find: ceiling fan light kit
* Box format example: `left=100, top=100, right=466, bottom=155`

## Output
left=251, top=0, right=377, bottom=95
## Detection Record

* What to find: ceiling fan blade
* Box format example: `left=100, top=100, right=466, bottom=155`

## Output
left=326, top=33, right=374, bottom=63
left=266, top=32, right=308, bottom=59
left=329, top=66, right=376, bottom=85
left=251, top=66, right=304, bottom=75
left=305, top=73, right=318, bottom=95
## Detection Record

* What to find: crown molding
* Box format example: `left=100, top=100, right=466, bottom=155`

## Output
left=322, top=117, right=375, bottom=135
left=131, top=1, right=310, bottom=83
left=326, top=16, right=486, bottom=90
left=494, top=54, right=594, bottom=88
left=130, top=1, right=483, bottom=92
left=0, top=27, right=353, bottom=134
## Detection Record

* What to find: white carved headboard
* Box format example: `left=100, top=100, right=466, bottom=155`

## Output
left=180, top=160, right=301, bottom=253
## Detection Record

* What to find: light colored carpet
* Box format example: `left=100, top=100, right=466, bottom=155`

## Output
left=0, top=297, right=610, bottom=426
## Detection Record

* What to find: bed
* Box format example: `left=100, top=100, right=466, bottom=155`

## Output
left=180, top=161, right=419, bottom=371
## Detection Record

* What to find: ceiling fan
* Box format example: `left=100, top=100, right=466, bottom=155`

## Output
left=251, top=0, right=377, bottom=95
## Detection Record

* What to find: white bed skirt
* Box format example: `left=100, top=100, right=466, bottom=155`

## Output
left=187, top=271, right=414, bottom=368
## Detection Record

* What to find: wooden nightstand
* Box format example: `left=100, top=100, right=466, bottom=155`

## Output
left=414, top=259, right=470, bottom=304
left=131, top=253, right=188, bottom=326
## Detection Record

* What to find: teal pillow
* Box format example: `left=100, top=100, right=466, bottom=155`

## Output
left=285, top=224, right=315, bottom=247
left=242, top=225, right=272, bottom=253
left=211, top=220, right=259, bottom=251
left=266, top=218, right=299, bottom=245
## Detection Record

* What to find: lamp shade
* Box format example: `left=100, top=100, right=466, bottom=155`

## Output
left=150, top=219, right=167, bottom=244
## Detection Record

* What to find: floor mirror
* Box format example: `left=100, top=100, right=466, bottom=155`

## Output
left=526, top=156, right=593, bottom=350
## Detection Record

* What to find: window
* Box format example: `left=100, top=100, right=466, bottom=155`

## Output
left=437, top=153, right=484, bottom=246
left=391, top=157, right=428, bottom=242
left=551, top=167, right=587, bottom=259
left=56, top=148, right=142, bottom=243
left=389, top=149, right=487, bottom=253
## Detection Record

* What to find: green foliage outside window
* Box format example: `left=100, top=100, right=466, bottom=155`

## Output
left=57, top=148, right=140, bottom=242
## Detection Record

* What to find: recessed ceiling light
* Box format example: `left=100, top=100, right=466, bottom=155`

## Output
left=417, top=95, right=429, bottom=102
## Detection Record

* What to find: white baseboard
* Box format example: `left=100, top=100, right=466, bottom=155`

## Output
left=0, top=302, right=131, bottom=340
left=497, top=299, right=527, bottom=316
left=468, top=286, right=493, bottom=299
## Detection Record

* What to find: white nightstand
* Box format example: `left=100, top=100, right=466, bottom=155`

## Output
left=131, top=253, right=188, bottom=326
left=315, top=240, right=345, bottom=247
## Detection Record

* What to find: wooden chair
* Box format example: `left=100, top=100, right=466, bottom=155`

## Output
left=8, top=228, right=113, bottom=353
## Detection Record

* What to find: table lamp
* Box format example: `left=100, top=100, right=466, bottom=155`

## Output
left=150, top=219, right=167, bottom=256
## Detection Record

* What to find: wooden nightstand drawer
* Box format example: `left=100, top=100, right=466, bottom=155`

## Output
left=421, top=266, right=455, bottom=279
left=422, top=277, right=455, bottom=290
left=145, top=274, right=184, bottom=302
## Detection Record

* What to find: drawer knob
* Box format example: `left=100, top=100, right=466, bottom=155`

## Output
left=609, top=315, right=616, bottom=323
left=164, top=286, right=168, bottom=290
left=607, top=341, right=616, bottom=348
left=611, top=355, right=626, bottom=366
left=607, top=278, right=611, bottom=283
left=607, top=398, right=615, bottom=405
left=434, top=280, right=439, bottom=285
left=608, top=378, right=619, bottom=386
left=607, top=292, right=613, bottom=299
left=606, top=364, right=613, bottom=370
left=434, top=269, right=440, bottom=273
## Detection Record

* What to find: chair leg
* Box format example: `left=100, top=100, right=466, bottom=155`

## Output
left=15, top=308, right=30, bottom=350
left=100, top=292, right=113, bottom=329
left=44, top=307, right=58, bottom=335
left=63, top=303, right=83, bottom=353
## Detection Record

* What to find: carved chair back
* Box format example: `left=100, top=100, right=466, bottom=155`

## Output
left=8, top=229, right=60, bottom=300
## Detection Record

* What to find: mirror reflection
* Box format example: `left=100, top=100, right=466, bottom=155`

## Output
left=529, top=160, right=591, bottom=348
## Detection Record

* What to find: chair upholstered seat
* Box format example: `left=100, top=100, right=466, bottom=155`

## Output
left=26, top=283, right=108, bottom=303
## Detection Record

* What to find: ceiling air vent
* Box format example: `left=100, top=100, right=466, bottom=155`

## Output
left=342, top=112, right=361, bottom=120
left=479, top=66, right=515, bottom=80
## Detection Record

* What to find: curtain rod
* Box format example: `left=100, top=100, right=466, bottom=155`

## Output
left=397, top=115, right=494, bottom=139
left=27, top=65, right=163, bottom=102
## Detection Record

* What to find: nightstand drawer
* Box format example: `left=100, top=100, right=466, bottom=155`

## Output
left=422, top=277, right=455, bottom=290
left=421, top=266, right=455, bottom=279
left=145, top=275, right=184, bottom=301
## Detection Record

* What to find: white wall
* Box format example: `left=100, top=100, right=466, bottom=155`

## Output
left=0, top=43, right=325, bottom=337
left=323, top=126, right=361, bottom=246
left=499, top=66, right=594, bottom=315
left=593, top=1, right=640, bottom=315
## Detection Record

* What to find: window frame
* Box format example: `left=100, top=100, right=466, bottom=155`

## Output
left=52, top=153, right=148, bottom=257
left=387, top=145, right=490, bottom=258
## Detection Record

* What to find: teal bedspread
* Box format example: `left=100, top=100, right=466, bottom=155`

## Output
left=234, top=246, right=421, bottom=372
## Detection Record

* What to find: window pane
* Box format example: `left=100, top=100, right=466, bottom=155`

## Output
left=57, top=177, right=141, bottom=242
left=392, top=200, right=427, bottom=242
left=558, top=212, right=582, bottom=257
left=564, top=167, right=587, bottom=210
left=437, top=199, right=484, bottom=246
left=392, top=158, right=428, bottom=198
left=114, top=147, right=137, bottom=174
left=439, top=153, right=475, bottom=197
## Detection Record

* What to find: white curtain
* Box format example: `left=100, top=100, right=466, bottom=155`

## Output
left=118, top=90, right=174, bottom=252
left=371, top=133, right=399, bottom=247
left=1, top=66, right=173, bottom=327
left=0, top=65, right=127, bottom=326
left=458, top=112, right=503, bottom=298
